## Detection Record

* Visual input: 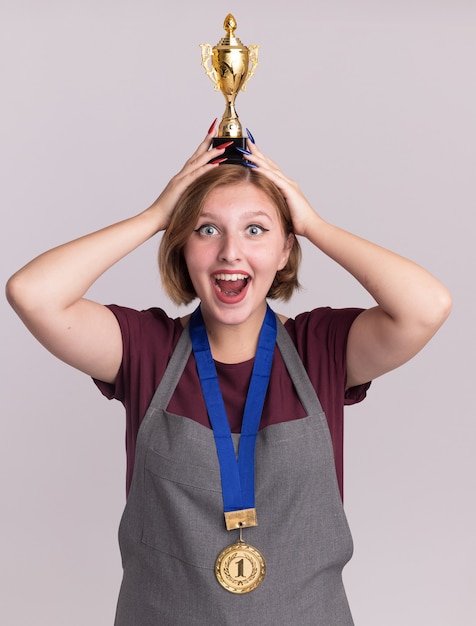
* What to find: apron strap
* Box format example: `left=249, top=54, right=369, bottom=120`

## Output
left=146, top=321, right=192, bottom=413
left=147, top=313, right=325, bottom=420
left=275, top=317, right=325, bottom=417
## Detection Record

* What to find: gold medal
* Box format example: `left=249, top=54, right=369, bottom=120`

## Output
left=190, top=305, right=274, bottom=595
left=215, top=540, right=266, bottom=594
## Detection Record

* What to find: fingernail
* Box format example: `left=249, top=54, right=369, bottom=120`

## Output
left=207, top=118, right=218, bottom=134
left=235, top=147, right=252, bottom=156
left=246, top=128, right=255, bottom=144
left=210, top=157, right=228, bottom=165
left=217, top=140, right=234, bottom=150
left=243, top=161, right=258, bottom=169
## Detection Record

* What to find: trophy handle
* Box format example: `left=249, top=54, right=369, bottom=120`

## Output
left=241, top=44, right=259, bottom=92
left=200, top=43, right=220, bottom=91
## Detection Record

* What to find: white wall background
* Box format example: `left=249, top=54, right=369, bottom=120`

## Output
left=1, top=1, right=474, bottom=624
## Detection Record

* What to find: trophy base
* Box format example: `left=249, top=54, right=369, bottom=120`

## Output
left=213, top=137, right=247, bottom=165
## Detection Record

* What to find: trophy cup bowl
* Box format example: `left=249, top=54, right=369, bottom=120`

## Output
left=200, top=14, right=259, bottom=164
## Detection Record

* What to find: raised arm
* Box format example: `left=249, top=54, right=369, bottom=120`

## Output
left=6, top=125, right=227, bottom=383
left=242, top=140, right=452, bottom=388
left=296, top=216, right=452, bottom=388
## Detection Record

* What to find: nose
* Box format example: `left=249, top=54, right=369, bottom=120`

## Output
left=218, top=232, right=242, bottom=263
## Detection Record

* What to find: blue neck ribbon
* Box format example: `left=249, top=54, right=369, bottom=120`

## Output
left=189, top=305, right=277, bottom=513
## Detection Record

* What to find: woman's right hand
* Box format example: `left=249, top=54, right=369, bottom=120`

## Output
left=144, top=119, right=231, bottom=231
left=5, top=120, right=228, bottom=384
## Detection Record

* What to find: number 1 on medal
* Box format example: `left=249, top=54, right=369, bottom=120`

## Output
left=236, top=558, right=244, bottom=578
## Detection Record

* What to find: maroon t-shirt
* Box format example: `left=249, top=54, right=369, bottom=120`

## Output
left=94, top=305, right=370, bottom=499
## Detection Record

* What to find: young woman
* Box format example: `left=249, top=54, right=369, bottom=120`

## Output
left=6, top=121, right=452, bottom=624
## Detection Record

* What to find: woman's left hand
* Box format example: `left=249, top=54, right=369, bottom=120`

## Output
left=242, top=139, right=322, bottom=238
left=241, top=134, right=452, bottom=389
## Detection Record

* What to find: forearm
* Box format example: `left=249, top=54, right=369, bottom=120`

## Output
left=5, top=129, right=227, bottom=381
left=303, top=212, right=451, bottom=327
left=243, top=139, right=451, bottom=326
left=6, top=206, right=165, bottom=315
left=6, top=121, right=229, bottom=318
left=240, top=140, right=451, bottom=385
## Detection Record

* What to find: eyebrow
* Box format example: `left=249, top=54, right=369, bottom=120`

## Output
left=199, top=210, right=272, bottom=220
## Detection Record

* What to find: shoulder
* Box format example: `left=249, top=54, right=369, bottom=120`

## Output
left=283, top=307, right=365, bottom=346
left=281, top=307, right=369, bottom=405
left=94, top=305, right=185, bottom=400
left=105, top=304, right=186, bottom=369
left=106, top=304, right=183, bottom=338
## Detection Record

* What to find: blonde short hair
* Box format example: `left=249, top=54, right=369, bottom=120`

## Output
left=159, top=165, right=301, bottom=305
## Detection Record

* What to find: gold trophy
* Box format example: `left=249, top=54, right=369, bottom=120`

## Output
left=200, top=14, right=259, bottom=163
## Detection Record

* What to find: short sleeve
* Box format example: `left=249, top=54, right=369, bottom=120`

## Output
left=285, top=307, right=371, bottom=407
left=92, top=304, right=183, bottom=409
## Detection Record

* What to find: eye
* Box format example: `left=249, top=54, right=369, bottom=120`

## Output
left=246, top=224, right=268, bottom=236
left=195, top=224, right=219, bottom=236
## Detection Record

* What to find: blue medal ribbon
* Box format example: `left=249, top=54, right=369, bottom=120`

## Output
left=189, top=305, right=277, bottom=514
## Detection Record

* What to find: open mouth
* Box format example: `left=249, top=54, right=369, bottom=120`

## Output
left=213, top=273, right=250, bottom=296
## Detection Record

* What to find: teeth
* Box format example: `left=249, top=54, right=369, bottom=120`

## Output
left=214, top=273, right=248, bottom=281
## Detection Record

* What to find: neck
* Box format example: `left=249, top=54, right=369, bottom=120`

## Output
left=201, top=305, right=268, bottom=364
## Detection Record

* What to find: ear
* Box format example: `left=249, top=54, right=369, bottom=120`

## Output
left=278, top=233, right=294, bottom=270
